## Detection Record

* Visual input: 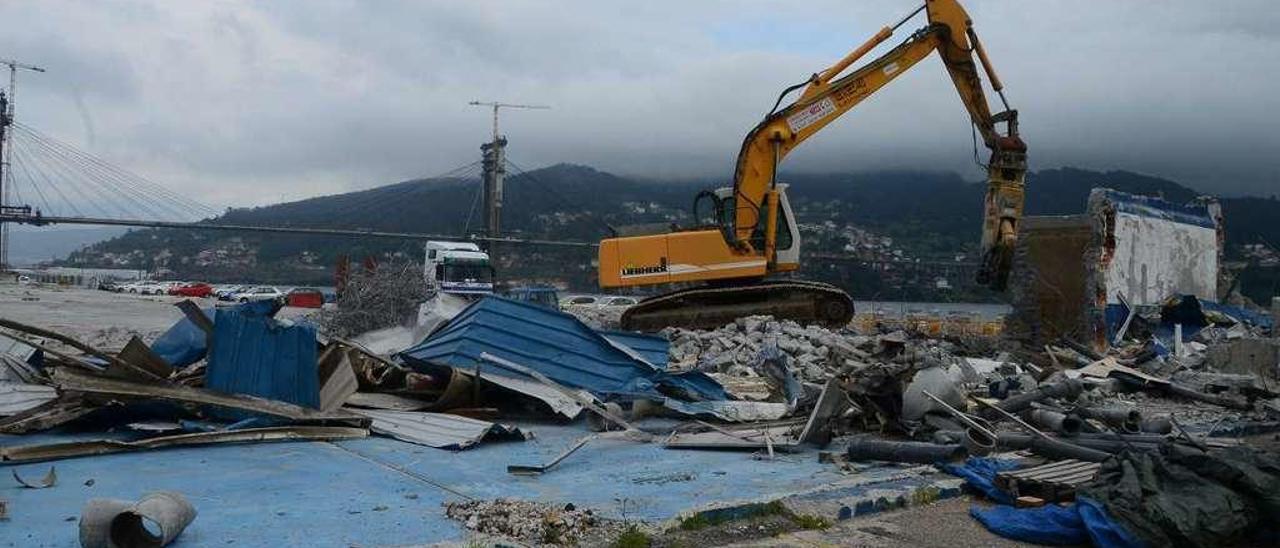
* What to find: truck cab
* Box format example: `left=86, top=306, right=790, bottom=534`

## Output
left=424, top=241, right=495, bottom=296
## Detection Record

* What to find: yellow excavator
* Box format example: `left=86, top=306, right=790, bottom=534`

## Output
left=599, top=0, right=1026, bottom=331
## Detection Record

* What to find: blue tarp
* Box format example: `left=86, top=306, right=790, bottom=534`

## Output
left=941, top=457, right=1021, bottom=504
left=399, top=296, right=726, bottom=402
left=206, top=304, right=319, bottom=411
left=150, top=307, right=214, bottom=368
left=945, top=457, right=1143, bottom=547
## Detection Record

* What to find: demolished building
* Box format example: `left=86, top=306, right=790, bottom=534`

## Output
left=1007, top=188, right=1225, bottom=350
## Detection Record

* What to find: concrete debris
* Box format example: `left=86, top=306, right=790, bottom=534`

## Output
left=562, top=304, right=624, bottom=330
left=444, top=499, right=622, bottom=546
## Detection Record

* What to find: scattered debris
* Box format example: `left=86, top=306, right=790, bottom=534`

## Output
left=347, top=408, right=526, bottom=450
left=2, top=426, right=368, bottom=464
left=12, top=466, right=57, bottom=488
left=508, top=434, right=595, bottom=475
left=444, top=498, right=624, bottom=546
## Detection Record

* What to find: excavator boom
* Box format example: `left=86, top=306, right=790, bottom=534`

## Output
left=599, top=0, right=1026, bottom=331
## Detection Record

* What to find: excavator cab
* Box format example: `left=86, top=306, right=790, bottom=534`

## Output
left=698, top=185, right=801, bottom=270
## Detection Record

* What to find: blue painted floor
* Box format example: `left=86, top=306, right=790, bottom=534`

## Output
left=1, top=420, right=926, bottom=546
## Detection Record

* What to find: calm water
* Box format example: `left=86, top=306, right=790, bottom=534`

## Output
left=853, top=301, right=1010, bottom=320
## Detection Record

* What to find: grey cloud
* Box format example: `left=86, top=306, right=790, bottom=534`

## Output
left=0, top=0, right=1276, bottom=211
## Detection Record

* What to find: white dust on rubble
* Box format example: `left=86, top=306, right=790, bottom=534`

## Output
left=662, top=315, right=914, bottom=383
left=563, top=305, right=624, bottom=330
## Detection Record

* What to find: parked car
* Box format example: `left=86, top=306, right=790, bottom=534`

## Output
left=214, top=285, right=246, bottom=300
left=127, top=281, right=168, bottom=295
left=16, top=275, right=32, bottom=285
left=558, top=295, right=638, bottom=309
left=559, top=295, right=600, bottom=308
left=601, top=296, right=638, bottom=307
left=171, top=282, right=214, bottom=298
left=232, top=286, right=284, bottom=303
left=117, top=281, right=144, bottom=293
left=284, top=287, right=324, bottom=308
left=506, top=286, right=560, bottom=310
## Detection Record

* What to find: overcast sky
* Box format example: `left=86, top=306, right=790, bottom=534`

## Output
left=1, top=0, right=1277, bottom=212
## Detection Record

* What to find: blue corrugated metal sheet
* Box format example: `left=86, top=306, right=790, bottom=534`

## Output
left=150, top=306, right=213, bottom=368
left=599, top=330, right=669, bottom=368
left=206, top=307, right=319, bottom=410
left=400, top=296, right=725, bottom=401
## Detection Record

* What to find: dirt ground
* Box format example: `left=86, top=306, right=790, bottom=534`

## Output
left=0, top=281, right=318, bottom=349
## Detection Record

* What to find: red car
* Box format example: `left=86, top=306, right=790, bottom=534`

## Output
left=285, top=287, right=324, bottom=308
left=171, top=282, right=214, bottom=298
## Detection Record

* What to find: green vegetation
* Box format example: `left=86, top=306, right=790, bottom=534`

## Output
left=613, top=524, right=653, bottom=548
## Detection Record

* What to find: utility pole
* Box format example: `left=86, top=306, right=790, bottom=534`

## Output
left=0, top=57, right=45, bottom=272
left=468, top=101, right=549, bottom=240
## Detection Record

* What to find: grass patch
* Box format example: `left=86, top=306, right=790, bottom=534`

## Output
left=678, top=501, right=791, bottom=531
left=613, top=524, right=653, bottom=548
left=792, top=514, right=831, bottom=530
left=676, top=501, right=828, bottom=533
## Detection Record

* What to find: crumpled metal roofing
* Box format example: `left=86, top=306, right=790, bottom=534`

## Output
left=599, top=330, right=669, bottom=368
left=347, top=409, right=526, bottom=450
left=0, top=383, right=57, bottom=416
left=206, top=307, right=319, bottom=411
left=399, top=296, right=725, bottom=401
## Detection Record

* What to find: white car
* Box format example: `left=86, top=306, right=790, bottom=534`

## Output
left=232, top=286, right=284, bottom=303
left=601, top=296, right=639, bottom=308
left=125, top=281, right=165, bottom=295
left=213, top=285, right=246, bottom=300
left=560, top=295, right=600, bottom=308
left=558, top=295, right=639, bottom=308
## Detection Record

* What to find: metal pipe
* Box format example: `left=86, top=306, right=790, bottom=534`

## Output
left=1139, top=416, right=1173, bottom=434
left=986, top=432, right=1160, bottom=457
left=109, top=491, right=197, bottom=547
left=983, top=379, right=1083, bottom=418
left=1076, top=407, right=1142, bottom=434
left=846, top=438, right=966, bottom=465
left=970, top=396, right=1111, bottom=462
left=1023, top=409, right=1083, bottom=436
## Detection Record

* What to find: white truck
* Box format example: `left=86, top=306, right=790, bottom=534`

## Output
left=423, top=241, right=494, bottom=297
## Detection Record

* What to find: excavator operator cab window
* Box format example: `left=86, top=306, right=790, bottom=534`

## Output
left=746, top=198, right=793, bottom=253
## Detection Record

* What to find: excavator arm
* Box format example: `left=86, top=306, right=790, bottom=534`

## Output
left=726, top=0, right=1026, bottom=288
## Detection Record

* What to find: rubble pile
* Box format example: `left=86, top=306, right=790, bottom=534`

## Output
left=444, top=499, right=621, bottom=546
left=4, top=282, right=1279, bottom=547
left=562, top=304, right=623, bottom=330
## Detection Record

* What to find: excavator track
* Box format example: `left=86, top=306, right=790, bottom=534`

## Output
left=620, top=280, right=855, bottom=332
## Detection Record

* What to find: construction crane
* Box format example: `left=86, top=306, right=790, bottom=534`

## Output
left=467, top=101, right=550, bottom=143
left=468, top=100, right=550, bottom=239
left=598, top=0, right=1026, bottom=331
